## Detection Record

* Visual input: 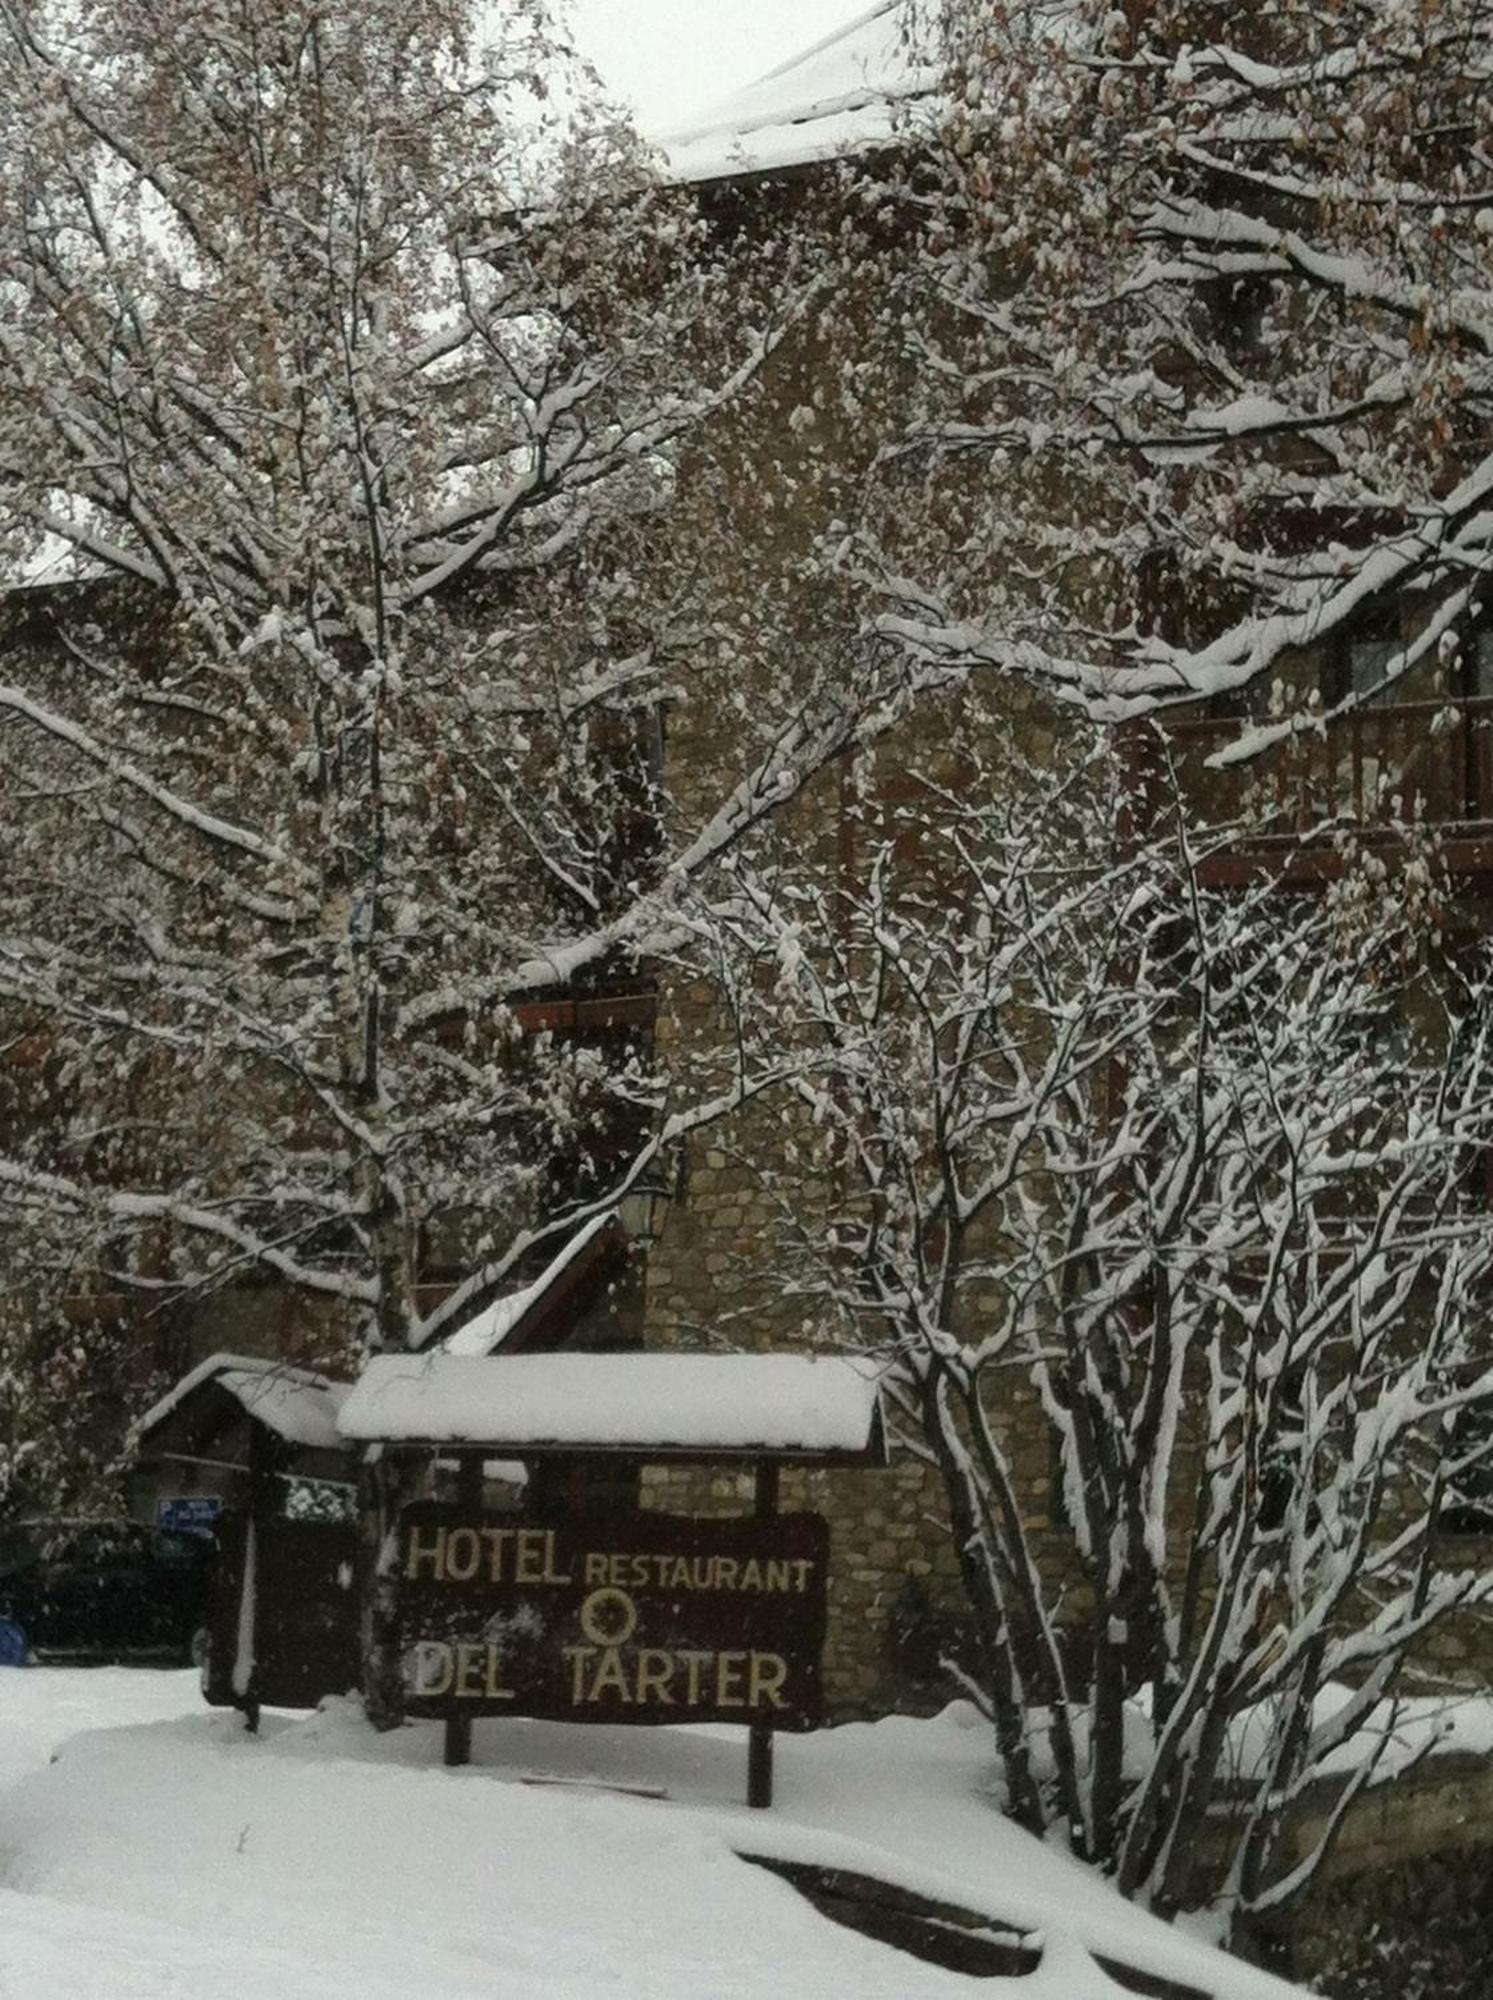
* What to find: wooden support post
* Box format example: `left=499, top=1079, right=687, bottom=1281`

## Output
left=747, top=1723, right=773, bottom=1811
left=444, top=1713, right=472, bottom=1768
left=748, top=1458, right=780, bottom=1809
left=240, top=1422, right=272, bottom=1734
left=444, top=1454, right=483, bottom=1769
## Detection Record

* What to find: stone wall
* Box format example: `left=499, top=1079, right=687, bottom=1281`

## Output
left=1237, top=1754, right=1493, bottom=1999
left=639, top=1455, right=965, bottom=1718
left=639, top=957, right=1066, bottom=1717
left=637, top=574, right=1083, bottom=1708
left=638, top=795, right=981, bottom=1715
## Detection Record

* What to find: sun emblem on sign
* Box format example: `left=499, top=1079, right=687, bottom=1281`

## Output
left=578, top=1587, right=638, bottom=1647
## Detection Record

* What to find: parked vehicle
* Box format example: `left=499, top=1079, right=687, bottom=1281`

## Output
left=0, top=1517, right=214, bottom=1664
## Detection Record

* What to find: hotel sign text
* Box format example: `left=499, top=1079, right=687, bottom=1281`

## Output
left=396, top=1505, right=829, bottom=1729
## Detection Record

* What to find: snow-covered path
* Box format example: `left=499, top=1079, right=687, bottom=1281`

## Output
left=0, top=1669, right=1304, bottom=1998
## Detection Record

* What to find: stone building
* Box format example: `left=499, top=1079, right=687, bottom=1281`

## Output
left=7, top=1, right=1492, bottom=1796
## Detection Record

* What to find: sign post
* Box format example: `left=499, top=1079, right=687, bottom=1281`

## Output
left=747, top=1458, right=780, bottom=1808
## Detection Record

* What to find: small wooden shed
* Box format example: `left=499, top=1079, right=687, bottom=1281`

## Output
left=127, top=1352, right=356, bottom=1531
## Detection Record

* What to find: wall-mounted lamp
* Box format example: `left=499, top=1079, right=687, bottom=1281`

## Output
left=616, top=1152, right=677, bottom=1251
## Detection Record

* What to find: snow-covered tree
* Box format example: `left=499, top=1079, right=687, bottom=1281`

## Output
left=858, top=0, right=1493, bottom=736
left=0, top=0, right=943, bottom=1717
left=0, top=1253, right=141, bottom=1519
left=711, top=719, right=1493, bottom=1920
left=0, top=0, right=880, bottom=1373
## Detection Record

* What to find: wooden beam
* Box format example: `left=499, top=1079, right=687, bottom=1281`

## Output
left=444, top=1455, right=485, bottom=1770
left=748, top=1459, right=781, bottom=1810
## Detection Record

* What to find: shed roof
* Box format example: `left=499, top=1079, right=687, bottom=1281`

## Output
left=132, top=1352, right=350, bottom=1456
left=337, top=1352, right=886, bottom=1463
left=660, top=1, right=936, bottom=184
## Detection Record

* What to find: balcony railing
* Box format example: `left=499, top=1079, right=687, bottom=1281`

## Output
left=1162, top=699, right=1493, bottom=850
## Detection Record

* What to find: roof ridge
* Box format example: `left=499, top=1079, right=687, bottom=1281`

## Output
left=749, top=0, right=902, bottom=89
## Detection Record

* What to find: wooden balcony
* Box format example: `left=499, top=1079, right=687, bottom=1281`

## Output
left=1159, top=697, right=1493, bottom=885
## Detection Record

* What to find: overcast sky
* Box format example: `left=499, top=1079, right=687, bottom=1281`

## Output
left=568, top=0, right=869, bottom=134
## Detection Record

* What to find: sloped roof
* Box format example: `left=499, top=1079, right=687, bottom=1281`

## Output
left=438, top=1210, right=620, bottom=1357
left=661, top=1, right=936, bottom=184
left=131, top=1351, right=349, bottom=1455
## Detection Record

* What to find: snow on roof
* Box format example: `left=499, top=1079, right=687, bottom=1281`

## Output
left=337, top=1352, right=886, bottom=1459
left=439, top=1210, right=617, bottom=1357
left=217, top=1366, right=349, bottom=1451
left=132, top=1351, right=350, bottom=1454
left=660, top=1, right=938, bottom=184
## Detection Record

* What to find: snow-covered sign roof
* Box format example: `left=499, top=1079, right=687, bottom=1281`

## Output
left=660, top=1, right=937, bottom=185
left=132, top=1351, right=350, bottom=1455
left=338, top=1352, right=887, bottom=1461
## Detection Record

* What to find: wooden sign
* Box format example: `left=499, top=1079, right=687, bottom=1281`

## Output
left=396, top=1505, right=829, bottom=1730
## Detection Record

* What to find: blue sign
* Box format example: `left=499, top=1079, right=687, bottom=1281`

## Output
left=156, top=1496, right=222, bottom=1537
left=0, top=1617, right=28, bottom=1667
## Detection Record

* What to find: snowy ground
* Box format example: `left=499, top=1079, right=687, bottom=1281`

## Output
left=0, top=1668, right=1307, bottom=1998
